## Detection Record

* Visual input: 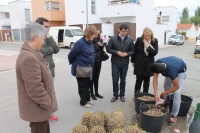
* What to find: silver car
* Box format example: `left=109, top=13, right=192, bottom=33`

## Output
left=169, top=35, right=185, bottom=45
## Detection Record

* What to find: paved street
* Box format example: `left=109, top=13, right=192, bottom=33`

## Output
left=0, top=41, right=200, bottom=133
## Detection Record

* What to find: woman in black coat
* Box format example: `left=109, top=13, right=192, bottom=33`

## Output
left=89, top=33, right=104, bottom=100
left=131, top=27, right=158, bottom=93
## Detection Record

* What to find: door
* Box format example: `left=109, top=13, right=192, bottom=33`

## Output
left=12, top=29, right=20, bottom=41
left=20, top=29, right=25, bottom=42
left=63, top=29, right=74, bottom=47
left=114, top=23, right=136, bottom=40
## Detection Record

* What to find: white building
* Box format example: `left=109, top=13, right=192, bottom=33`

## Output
left=0, top=5, right=11, bottom=41
left=8, top=0, right=32, bottom=42
left=154, top=6, right=178, bottom=44
left=177, top=23, right=199, bottom=41
left=65, top=0, right=178, bottom=45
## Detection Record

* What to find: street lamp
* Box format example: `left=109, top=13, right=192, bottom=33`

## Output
left=86, top=0, right=88, bottom=26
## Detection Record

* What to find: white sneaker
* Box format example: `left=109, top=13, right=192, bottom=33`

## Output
left=83, top=103, right=91, bottom=108
left=87, top=101, right=94, bottom=105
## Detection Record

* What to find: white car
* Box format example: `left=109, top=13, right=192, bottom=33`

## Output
left=194, top=35, right=200, bottom=55
left=49, top=26, right=83, bottom=49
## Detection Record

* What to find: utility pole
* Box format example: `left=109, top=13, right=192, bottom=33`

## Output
left=86, top=0, right=88, bottom=26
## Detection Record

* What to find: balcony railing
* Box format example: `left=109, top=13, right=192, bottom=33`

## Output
left=108, top=0, right=140, bottom=5
left=0, top=18, right=10, bottom=26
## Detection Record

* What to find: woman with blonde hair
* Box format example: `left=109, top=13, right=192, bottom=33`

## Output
left=68, top=25, right=97, bottom=108
left=131, top=27, right=158, bottom=93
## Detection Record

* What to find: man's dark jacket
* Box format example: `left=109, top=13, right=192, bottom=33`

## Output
left=106, top=34, right=135, bottom=65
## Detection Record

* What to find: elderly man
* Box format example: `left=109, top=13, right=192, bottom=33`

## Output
left=16, top=23, right=58, bottom=133
left=149, top=56, right=187, bottom=126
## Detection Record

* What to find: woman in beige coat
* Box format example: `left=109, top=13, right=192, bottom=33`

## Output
left=16, top=23, right=58, bottom=133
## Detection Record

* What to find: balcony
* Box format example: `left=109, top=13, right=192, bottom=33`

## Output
left=108, top=0, right=140, bottom=5
left=101, top=1, right=141, bottom=18
left=0, top=18, right=11, bottom=26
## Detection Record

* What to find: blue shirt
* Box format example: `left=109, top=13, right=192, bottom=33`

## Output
left=155, top=56, right=187, bottom=80
left=68, top=37, right=95, bottom=76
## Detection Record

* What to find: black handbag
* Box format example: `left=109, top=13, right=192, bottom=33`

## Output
left=100, top=49, right=109, bottom=61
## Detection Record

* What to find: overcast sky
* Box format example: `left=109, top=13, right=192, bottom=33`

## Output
left=0, top=0, right=199, bottom=16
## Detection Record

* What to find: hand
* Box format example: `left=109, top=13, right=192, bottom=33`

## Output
left=132, top=63, right=134, bottom=67
left=46, top=33, right=51, bottom=38
left=160, top=92, right=167, bottom=99
left=117, top=51, right=124, bottom=57
left=122, top=52, right=128, bottom=57
left=97, top=42, right=102, bottom=46
left=143, top=39, right=149, bottom=47
left=154, top=93, right=160, bottom=103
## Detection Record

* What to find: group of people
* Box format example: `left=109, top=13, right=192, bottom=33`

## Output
left=16, top=20, right=187, bottom=133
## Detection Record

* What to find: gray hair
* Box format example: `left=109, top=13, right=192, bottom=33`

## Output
left=25, top=22, right=47, bottom=41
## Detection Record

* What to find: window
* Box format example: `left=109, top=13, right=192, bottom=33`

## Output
left=91, top=0, right=96, bottom=14
left=71, top=29, right=83, bottom=36
left=65, top=30, right=73, bottom=37
left=24, top=9, right=30, bottom=22
left=5, top=13, right=10, bottom=18
left=162, top=16, right=169, bottom=21
left=45, top=2, right=60, bottom=10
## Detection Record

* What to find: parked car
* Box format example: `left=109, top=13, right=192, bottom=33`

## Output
left=168, top=35, right=185, bottom=45
left=49, top=26, right=83, bottom=49
left=168, top=35, right=176, bottom=44
left=194, top=35, right=200, bottom=55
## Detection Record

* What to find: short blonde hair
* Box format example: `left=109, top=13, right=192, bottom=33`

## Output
left=141, top=27, right=156, bottom=42
left=83, top=25, right=98, bottom=40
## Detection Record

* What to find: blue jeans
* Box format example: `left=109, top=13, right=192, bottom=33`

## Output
left=112, top=63, right=128, bottom=97
left=164, top=72, right=187, bottom=116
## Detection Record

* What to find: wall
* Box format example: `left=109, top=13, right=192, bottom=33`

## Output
left=135, top=0, right=156, bottom=38
left=155, top=6, right=178, bottom=38
left=65, top=0, right=87, bottom=26
left=154, top=24, right=168, bottom=45
left=9, top=1, right=32, bottom=29
left=0, top=5, right=9, bottom=12
left=0, top=12, right=6, bottom=18
left=32, top=0, right=65, bottom=22
left=101, top=16, right=136, bottom=24
left=178, top=29, right=196, bottom=38
left=102, top=23, right=114, bottom=37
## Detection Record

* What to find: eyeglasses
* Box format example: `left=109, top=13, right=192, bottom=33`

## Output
left=44, top=26, right=50, bottom=29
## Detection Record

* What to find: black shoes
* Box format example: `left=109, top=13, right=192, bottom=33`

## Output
left=91, top=94, right=97, bottom=100
left=95, top=94, right=103, bottom=99
left=91, top=94, right=103, bottom=100
left=120, top=96, right=125, bottom=102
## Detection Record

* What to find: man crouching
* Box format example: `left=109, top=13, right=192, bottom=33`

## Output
left=149, top=56, right=187, bottom=126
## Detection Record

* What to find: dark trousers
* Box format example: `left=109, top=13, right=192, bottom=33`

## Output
left=30, top=120, right=50, bottom=133
left=76, top=77, right=90, bottom=105
left=89, top=62, right=102, bottom=95
left=134, top=75, right=150, bottom=93
left=112, top=63, right=128, bottom=97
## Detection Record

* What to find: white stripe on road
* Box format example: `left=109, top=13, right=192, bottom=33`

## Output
left=0, top=49, right=19, bottom=56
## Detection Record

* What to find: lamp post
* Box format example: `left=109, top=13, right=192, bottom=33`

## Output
left=86, top=0, right=88, bottom=26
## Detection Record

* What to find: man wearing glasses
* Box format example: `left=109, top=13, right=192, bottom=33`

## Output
left=36, top=17, right=60, bottom=121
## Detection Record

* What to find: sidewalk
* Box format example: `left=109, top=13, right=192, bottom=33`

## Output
left=0, top=41, right=23, bottom=45
left=0, top=55, right=18, bottom=72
